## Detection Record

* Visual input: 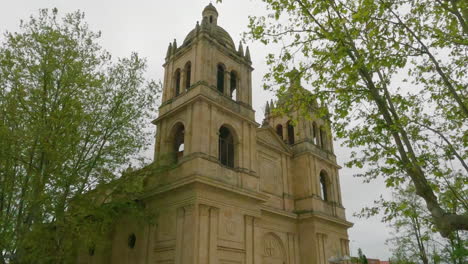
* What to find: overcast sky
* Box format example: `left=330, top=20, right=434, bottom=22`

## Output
left=0, top=0, right=394, bottom=259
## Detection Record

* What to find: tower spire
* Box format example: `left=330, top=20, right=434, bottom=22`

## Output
left=238, top=42, right=244, bottom=56
left=165, top=42, right=172, bottom=60
left=172, top=39, right=178, bottom=54
left=245, top=46, right=251, bottom=62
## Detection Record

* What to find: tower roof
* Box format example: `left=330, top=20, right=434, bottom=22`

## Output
left=182, top=4, right=236, bottom=50
left=203, top=3, right=218, bottom=15
left=183, top=26, right=235, bottom=50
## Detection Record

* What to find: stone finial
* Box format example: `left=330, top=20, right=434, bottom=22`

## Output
left=270, top=99, right=274, bottom=110
left=288, top=68, right=302, bottom=87
left=238, top=42, right=244, bottom=56
left=245, top=46, right=251, bottom=62
left=196, top=21, right=200, bottom=33
left=172, top=39, right=178, bottom=54
left=265, top=101, right=270, bottom=115
left=165, top=42, right=172, bottom=59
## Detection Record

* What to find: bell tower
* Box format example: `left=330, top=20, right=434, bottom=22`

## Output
left=153, top=3, right=259, bottom=190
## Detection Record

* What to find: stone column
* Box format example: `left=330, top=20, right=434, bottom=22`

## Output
left=174, top=205, right=197, bottom=264
left=244, top=215, right=255, bottom=264
left=208, top=207, right=219, bottom=264
left=185, top=103, right=193, bottom=154
left=287, top=233, right=297, bottom=264
left=199, top=205, right=210, bottom=263
left=253, top=217, right=262, bottom=264
left=283, top=125, right=288, bottom=144
left=182, top=205, right=196, bottom=264
left=181, top=70, right=186, bottom=94
left=174, top=207, right=184, bottom=264
left=224, top=71, right=230, bottom=97
left=316, top=233, right=324, bottom=264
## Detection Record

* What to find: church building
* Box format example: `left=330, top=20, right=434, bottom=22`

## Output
left=80, top=4, right=352, bottom=264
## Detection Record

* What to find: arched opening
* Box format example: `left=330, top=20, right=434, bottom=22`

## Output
left=230, top=71, right=237, bottom=100
left=210, top=16, right=213, bottom=23
left=276, top=124, right=283, bottom=139
left=128, top=233, right=136, bottom=249
left=88, top=244, right=95, bottom=256
left=174, top=69, right=181, bottom=97
left=320, top=171, right=329, bottom=201
left=217, top=64, right=225, bottom=94
left=312, top=122, right=318, bottom=145
left=219, top=126, right=234, bottom=168
left=185, top=62, right=191, bottom=89
left=173, top=123, right=185, bottom=161
left=287, top=120, right=295, bottom=144
left=320, top=126, right=326, bottom=150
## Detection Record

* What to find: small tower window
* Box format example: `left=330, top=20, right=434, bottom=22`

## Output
left=185, top=62, right=191, bottom=89
left=320, top=171, right=329, bottom=201
left=230, top=71, right=237, bottom=100
left=312, top=122, right=318, bottom=145
left=173, top=123, right=185, bottom=161
left=210, top=16, right=213, bottom=23
left=88, top=244, right=95, bottom=256
left=174, top=69, right=181, bottom=97
left=287, top=120, right=295, bottom=144
left=276, top=124, right=283, bottom=139
left=217, top=64, right=225, bottom=94
left=128, top=233, right=136, bottom=249
left=219, top=126, right=234, bottom=168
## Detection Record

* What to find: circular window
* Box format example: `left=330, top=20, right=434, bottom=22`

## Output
left=128, top=233, right=136, bottom=249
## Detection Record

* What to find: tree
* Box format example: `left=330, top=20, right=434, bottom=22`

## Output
left=380, top=187, right=434, bottom=264
left=361, top=185, right=467, bottom=264
left=358, top=248, right=369, bottom=264
left=237, top=0, right=467, bottom=236
left=0, top=9, right=159, bottom=263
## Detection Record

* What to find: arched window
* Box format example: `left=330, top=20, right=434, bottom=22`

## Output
left=185, top=62, right=191, bottom=89
left=320, top=126, right=326, bottom=150
left=320, top=171, right=329, bottom=201
left=210, top=16, right=213, bottom=23
left=230, top=71, right=237, bottom=100
left=219, top=126, right=234, bottom=168
left=217, top=64, right=225, bottom=94
left=173, top=123, right=185, bottom=161
left=174, top=69, right=181, bottom=96
left=287, top=120, right=295, bottom=144
left=276, top=124, right=283, bottom=139
left=128, top=233, right=136, bottom=249
left=312, top=122, right=318, bottom=145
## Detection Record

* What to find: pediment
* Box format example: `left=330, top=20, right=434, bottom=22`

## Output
left=256, top=126, right=291, bottom=153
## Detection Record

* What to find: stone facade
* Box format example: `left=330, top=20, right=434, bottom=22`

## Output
left=79, top=4, right=352, bottom=264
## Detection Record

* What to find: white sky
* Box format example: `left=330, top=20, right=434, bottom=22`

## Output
left=0, top=0, right=393, bottom=260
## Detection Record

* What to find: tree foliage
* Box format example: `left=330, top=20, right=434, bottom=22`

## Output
left=0, top=9, right=159, bottom=263
left=360, top=185, right=467, bottom=264
left=239, top=0, right=467, bottom=236
left=357, top=248, right=369, bottom=264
